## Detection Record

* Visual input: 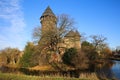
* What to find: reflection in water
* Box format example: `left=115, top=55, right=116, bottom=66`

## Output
left=93, top=60, right=120, bottom=80
left=112, top=61, right=120, bottom=80
left=95, top=60, right=114, bottom=79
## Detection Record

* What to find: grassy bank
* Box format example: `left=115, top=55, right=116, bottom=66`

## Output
left=0, top=72, right=99, bottom=80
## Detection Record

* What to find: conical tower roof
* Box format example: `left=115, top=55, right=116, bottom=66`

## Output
left=65, top=30, right=81, bottom=37
left=65, top=30, right=75, bottom=37
left=41, top=6, right=56, bottom=18
left=75, top=30, right=81, bottom=37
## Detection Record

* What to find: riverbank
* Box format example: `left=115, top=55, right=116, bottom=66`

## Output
left=109, top=57, right=120, bottom=61
left=0, top=72, right=99, bottom=80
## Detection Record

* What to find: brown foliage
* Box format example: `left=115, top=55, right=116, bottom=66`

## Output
left=71, top=50, right=88, bottom=69
left=0, top=48, right=21, bottom=65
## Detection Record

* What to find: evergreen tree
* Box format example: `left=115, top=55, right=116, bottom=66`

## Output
left=20, top=42, right=35, bottom=67
left=62, top=48, right=77, bottom=66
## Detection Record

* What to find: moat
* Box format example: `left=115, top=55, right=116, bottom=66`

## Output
left=95, top=60, right=120, bottom=79
left=112, top=60, right=120, bottom=79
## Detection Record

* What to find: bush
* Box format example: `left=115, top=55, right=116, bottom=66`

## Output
left=19, top=42, right=35, bottom=67
left=71, top=51, right=88, bottom=69
left=62, top=48, right=77, bottom=66
left=62, top=48, right=88, bottom=70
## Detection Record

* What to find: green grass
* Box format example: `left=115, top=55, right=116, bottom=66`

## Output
left=0, top=72, right=98, bottom=80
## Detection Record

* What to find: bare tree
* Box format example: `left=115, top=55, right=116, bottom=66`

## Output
left=90, top=35, right=110, bottom=59
left=90, top=35, right=107, bottom=51
left=57, top=14, right=75, bottom=37
left=33, top=27, right=42, bottom=44
left=32, top=14, right=75, bottom=65
left=80, top=32, right=87, bottom=43
left=33, top=14, right=75, bottom=53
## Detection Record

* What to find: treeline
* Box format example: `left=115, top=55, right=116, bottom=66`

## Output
left=0, top=35, right=112, bottom=69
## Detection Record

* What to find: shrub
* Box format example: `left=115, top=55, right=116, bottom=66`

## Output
left=62, top=48, right=77, bottom=66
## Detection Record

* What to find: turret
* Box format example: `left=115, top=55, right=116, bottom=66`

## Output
left=64, top=30, right=81, bottom=49
left=40, top=6, right=57, bottom=33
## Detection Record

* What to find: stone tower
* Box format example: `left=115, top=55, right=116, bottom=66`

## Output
left=64, top=30, right=81, bottom=50
left=40, top=6, right=57, bottom=34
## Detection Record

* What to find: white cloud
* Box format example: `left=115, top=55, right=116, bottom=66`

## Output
left=0, top=0, right=27, bottom=50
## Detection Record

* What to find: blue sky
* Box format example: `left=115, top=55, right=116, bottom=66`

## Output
left=0, top=0, right=120, bottom=50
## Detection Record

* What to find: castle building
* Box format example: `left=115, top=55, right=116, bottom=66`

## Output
left=40, top=6, right=57, bottom=35
left=39, top=6, right=81, bottom=55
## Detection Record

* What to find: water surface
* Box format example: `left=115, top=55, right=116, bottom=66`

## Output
left=112, top=60, right=120, bottom=79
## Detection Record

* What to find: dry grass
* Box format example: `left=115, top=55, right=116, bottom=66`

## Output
left=29, top=65, right=54, bottom=71
left=0, top=72, right=100, bottom=80
left=80, top=73, right=99, bottom=80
